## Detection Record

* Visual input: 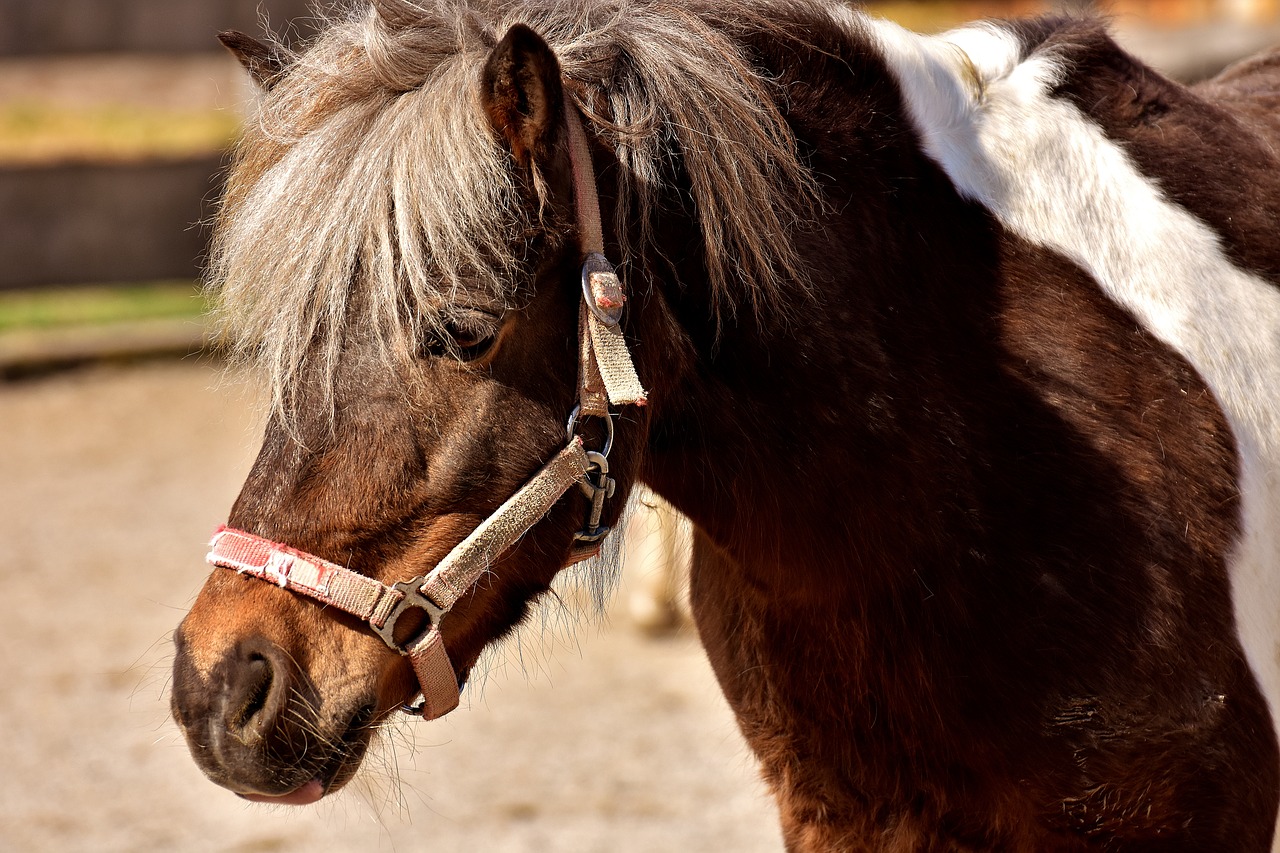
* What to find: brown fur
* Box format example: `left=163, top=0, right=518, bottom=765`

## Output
left=172, top=3, right=1280, bottom=848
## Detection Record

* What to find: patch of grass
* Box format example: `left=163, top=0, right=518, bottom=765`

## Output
left=0, top=281, right=207, bottom=333
left=0, top=103, right=239, bottom=164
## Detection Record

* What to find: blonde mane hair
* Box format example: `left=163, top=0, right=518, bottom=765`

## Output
left=210, top=0, right=825, bottom=415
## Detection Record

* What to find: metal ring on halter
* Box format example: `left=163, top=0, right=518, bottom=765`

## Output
left=565, top=404, right=614, bottom=458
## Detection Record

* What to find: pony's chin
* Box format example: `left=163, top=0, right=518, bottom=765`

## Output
left=234, top=740, right=369, bottom=806
left=239, top=778, right=326, bottom=806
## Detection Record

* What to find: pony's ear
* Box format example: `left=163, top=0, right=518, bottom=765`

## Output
left=218, top=31, right=293, bottom=91
left=371, top=0, right=423, bottom=28
left=480, top=24, right=564, bottom=168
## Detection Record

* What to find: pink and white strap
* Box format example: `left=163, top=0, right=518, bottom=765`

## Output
left=206, top=97, right=645, bottom=721
left=209, top=437, right=594, bottom=719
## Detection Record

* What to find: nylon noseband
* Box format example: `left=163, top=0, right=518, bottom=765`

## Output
left=206, top=95, right=646, bottom=720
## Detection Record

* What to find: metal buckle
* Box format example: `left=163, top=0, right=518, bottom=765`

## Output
left=373, top=580, right=445, bottom=655
left=573, top=450, right=616, bottom=545
left=581, top=252, right=624, bottom=326
left=566, top=406, right=617, bottom=549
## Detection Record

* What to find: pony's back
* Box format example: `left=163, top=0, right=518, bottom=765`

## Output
left=1197, top=46, right=1280, bottom=141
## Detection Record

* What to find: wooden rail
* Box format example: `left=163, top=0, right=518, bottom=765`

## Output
left=0, top=156, right=223, bottom=290
left=0, top=0, right=318, bottom=56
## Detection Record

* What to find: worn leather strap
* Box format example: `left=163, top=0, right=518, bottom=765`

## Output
left=564, top=94, right=647, bottom=412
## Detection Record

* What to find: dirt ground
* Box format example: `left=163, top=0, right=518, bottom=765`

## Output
left=0, top=360, right=783, bottom=853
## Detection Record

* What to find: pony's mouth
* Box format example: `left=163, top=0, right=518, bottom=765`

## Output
left=240, top=778, right=326, bottom=806
left=235, top=702, right=376, bottom=806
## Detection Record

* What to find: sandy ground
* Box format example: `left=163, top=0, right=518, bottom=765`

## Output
left=0, top=360, right=783, bottom=853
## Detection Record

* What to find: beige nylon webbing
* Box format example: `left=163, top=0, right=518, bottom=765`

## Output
left=422, top=439, right=591, bottom=610
left=577, top=301, right=611, bottom=417
left=407, top=628, right=460, bottom=719
left=586, top=308, right=646, bottom=406
left=407, top=439, right=591, bottom=718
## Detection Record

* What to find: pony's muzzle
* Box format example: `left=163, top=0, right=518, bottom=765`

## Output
left=171, top=631, right=318, bottom=797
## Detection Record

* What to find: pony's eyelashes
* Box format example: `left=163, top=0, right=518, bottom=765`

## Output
left=417, top=308, right=503, bottom=362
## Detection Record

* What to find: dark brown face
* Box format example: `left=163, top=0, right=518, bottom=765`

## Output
left=169, top=24, right=645, bottom=804
left=168, top=244, right=644, bottom=801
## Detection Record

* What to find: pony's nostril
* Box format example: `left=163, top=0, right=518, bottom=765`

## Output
left=230, top=655, right=273, bottom=735
left=224, top=644, right=288, bottom=745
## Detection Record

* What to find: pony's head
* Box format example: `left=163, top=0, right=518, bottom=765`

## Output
left=171, top=0, right=816, bottom=803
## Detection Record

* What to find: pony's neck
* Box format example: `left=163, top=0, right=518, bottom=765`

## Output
left=635, top=33, right=999, bottom=608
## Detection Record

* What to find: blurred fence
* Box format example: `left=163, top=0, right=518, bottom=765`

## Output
left=0, top=156, right=222, bottom=289
left=1, top=0, right=1279, bottom=292
left=0, top=0, right=321, bottom=291
left=0, top=0, right=322, bottom=55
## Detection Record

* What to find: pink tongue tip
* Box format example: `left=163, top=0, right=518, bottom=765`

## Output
left=240, top=779, right=325, bottom=806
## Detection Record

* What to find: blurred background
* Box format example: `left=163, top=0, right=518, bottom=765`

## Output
left=1, top=1, right=1278, bottom=851
left=3, top=0, right=1278, bottom=375
left=3, top=0, right=1279, bottom=372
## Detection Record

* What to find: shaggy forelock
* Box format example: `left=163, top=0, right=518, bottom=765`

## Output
left=210, top=0, right=824, bottom=417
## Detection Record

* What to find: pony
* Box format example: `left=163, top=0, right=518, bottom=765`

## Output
left=170, top=0, right=1280, bottom=848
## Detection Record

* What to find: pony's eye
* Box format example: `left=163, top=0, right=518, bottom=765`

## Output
left=419, top=312, right=500, bottom=361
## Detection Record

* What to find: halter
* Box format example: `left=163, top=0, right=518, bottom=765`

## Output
left=206, top=94, right=647, bottom=720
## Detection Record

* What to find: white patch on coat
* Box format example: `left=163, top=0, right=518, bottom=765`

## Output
left=846, top=10, right=1280, bottom=846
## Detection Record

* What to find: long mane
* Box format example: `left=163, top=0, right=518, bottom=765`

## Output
left=209, top=0, right=824, bottom=415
